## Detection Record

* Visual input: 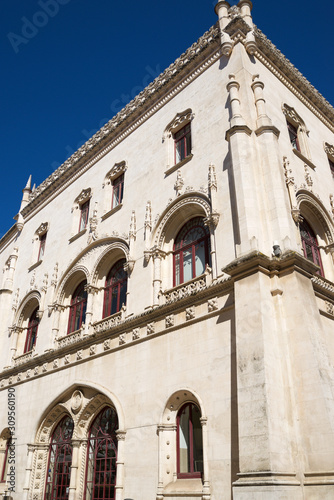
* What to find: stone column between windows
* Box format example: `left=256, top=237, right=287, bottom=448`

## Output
left=84, top=285, right=99, bottom=334
left=152, top=249, right=166, bottom=307
left=156, top=424, right=177, bottom=498
left=51, top=304, right=65, bottom=339
left=115, top=429, right=126, bottom=500
left=204, top=214, right=219, bottom=280
left=23, top=444, right=36, bottom=500
left=200, top=417, right=210, bottom=499
left=68, top=439, right=81, bottom=500
left=9, top=326, right=23, bottom=363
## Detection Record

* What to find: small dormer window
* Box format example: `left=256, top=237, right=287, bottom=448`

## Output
left=38, top=232, right=47, bottom=261
left=112, top=174, right=124, bottom=209
left=174, top=123, right=192, bottom=164
left=79, top=200, right=90, bottom=232
left=287, top=121, right=300, bottom=152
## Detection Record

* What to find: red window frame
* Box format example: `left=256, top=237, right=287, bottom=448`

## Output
left=1, top=437, right=11, bottom=482
left=44, top=416, right=74, bottom=500
left=67, top=281, right=87, bottom=334
left=103, top=260, right=127, bottom=318
left=287, top=121, right=300, bottom=152
left=300, top=219, right=324, bottom=276
left=38, top=232, right=47, bottom=261
left=84, top=406, right=118, bottom=500
left=112, top=174, right=124, bottom=209
left=24, top=308, right=39, bottom=353
left=79, top=200, right=90, bottom=232
left=174, top=123, right=191, bottom=164
left=173, top=217, right=211, bottom=287
left=176, top=403, right=203, bottom=479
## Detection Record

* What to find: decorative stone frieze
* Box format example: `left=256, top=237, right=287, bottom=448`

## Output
left=186, top=306, right=195, bottom=321
left=163, top=274, right=208, bottom=304
left=165, top=315, right=174, bottom=328
left=55, top=330, right=82, bottom=349
left=93, top=310, right=123, bottom=334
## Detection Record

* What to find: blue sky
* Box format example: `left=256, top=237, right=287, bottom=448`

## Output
left=1, top=0, right=333, bottom=238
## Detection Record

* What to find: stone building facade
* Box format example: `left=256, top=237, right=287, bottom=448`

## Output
left=1, top=1, right=334, bottom=499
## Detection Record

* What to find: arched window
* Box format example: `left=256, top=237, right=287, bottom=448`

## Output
left=45, top=416, right=74, bottom=500
left=67, top=281, right=87, bottom=334
left=300, top=219, right=324, bottom=276
left=173, top=217, right=211, bottom=286
left=103, top=260, right=127, bottom=318
left=24, top=307, right=39, bottom=353
left=84, top=406, right=118, bottom=500
left=177, top=403, right=203, bottom=478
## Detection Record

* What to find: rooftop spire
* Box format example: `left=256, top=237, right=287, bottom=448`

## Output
left=24, top=174, right=32, bottom=191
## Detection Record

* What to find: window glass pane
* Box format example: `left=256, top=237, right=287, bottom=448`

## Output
left=85, top=407, right=118, bottom=500
left=183, top=248, right=193, bottom=282
left=175, top=140, right=182, bottom=163
left=195, top=241, right=206, bottom=277
left=45, top=417, right=73, bottom=500
left=174, top=254, right=180, bottom=286
left=192, top=406, right=203, bottom=473
left=179, top=406, right=190, bottom=473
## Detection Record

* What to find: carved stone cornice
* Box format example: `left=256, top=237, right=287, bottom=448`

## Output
left=20, top=25, right=220, bottom=218
left=11, top=16, right=334, bottom=231
left=254, top=27, right=334, bottom=132
left=222, top=250, right=324, bottom=284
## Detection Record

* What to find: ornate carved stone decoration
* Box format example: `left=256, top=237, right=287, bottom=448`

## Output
left=51, top=262, right=58, bottom=288
left=326, top=301, right=334, bottom=316
left=165, top=315, right=174, bottom=328
left=124, top=258, right=135, bottom=276
left=35, top=222, right=49, bottom=237
left=119, top=334, right=126, bottom=345
left=12, top=288, right=20, bottom=311
left=174, top=170, right=184, bottom=196
left=291, top=209, right=303, bottom=223
left=104, top=160, right=127, bottom=184
left=208, top=163, right=217, bottom=191
left=324, top=142, right=334, bottom=158
left=144, top=201, right=152, bottom=232
left=89, top=345, right=96, bottom=356
left=208, top=297, right=218, bottom=313
left=74, top=188, right=91, bottom=207
left=64, top=355, right=70, bottom=365
left=282, top=103, right=308, bottom=133
left=71, top=390, right=84, bottom=413
left=147, top=322, right=155, bottom=335
left=30, top=270, right=36, bottom=288
left=132, top=328, right=140, bottom=340
left=283, top=157, right=294, bottom=185
left=129, top=210, right=137, bottom=240
left=88, top=202, right=99, bottom=244
left=186, top=306, right=195, bottom=321
left=304, top=164, right=313, bottom=188
left=76, top=350, right=83, bottom=360
left=103, top=339, right=111, bottom=350
left=204, top=212, right=220, bottom=230
left=330, top=195, right=334, bottom=219
left=164, top=109, right=194, bottom=140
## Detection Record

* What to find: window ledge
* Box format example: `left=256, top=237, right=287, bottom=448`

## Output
left=165, top=154, right=193, bottom=176
left=164, top=478, right=203, bottom=495
left=69, top=228, right=87, bottom=243
left=293, top=149, right=316, bottom=170
left=28, top=259, right=43, bottom=272
left=101, top=203, right=123, bottom=221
